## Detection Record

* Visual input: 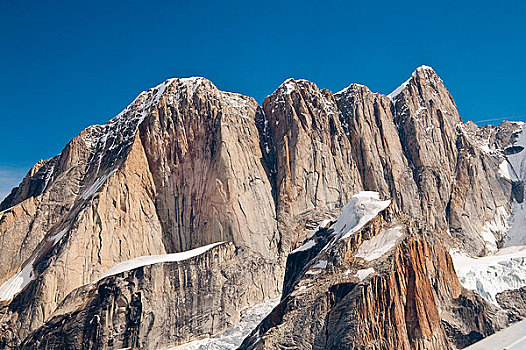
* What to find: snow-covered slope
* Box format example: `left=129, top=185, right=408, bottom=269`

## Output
left=452, top=122, right=526, bottom=304
left=293, top=191, right=391, bottom=255
left=0, top=228, right=67, bottom=302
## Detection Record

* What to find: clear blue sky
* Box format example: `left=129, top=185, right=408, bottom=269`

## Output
left=1, top=0, right=525, bottom=197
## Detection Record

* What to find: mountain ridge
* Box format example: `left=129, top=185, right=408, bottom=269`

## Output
left=1, top=65, right=525, bottom=349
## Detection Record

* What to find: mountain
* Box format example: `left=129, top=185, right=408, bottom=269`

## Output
left=0, top=66, right=525, bottom=349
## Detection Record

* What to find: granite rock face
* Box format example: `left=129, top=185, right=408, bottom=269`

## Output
left=0, top=66, right=523, bottom=349
left=19, top=243, right=281, bottom=350
left=239, top=201, right=508, bottom=350
left=0, top=78, right=283, bottom=348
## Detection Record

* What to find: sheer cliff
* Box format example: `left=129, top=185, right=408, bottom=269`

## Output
left=0, top=66, right=524, bottom=349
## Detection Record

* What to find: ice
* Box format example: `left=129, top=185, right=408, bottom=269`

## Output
left=451, top=246, right=526, bottom=304
left=95, top=242, right=224, bottom=282
left=354, top=225, right=403, bottom=261
left=164, top=297, right=280, bottom=350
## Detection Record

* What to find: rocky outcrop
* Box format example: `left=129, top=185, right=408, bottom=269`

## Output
left=240, top=200, right=507, bottom=350
left=261, top=79, right=362, bottom=252
left=336, top=67, right=511, bottom=256
left=497, top=287, right=526, bottom=322
left=17, top=243, right=280, bottom=350
left=137, top=79, right=278, bottom=256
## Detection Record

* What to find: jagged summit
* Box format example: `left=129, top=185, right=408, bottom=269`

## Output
left=335, top=83, right=371, bottom=95
left=270, top=65, right=443, bottom=104
left=388, top=64, right=442, bottom=100
left=271, top=77, right=318, bottom=97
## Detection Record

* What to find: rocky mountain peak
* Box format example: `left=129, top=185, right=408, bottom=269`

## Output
left=335, top=83, right=372, bottom=97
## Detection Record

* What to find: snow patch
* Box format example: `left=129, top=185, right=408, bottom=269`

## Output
left=307, top=219, right=332, bottom=238
left=388, top=65, right=438, bottom=101
left=480, top=144, right=492, bottom=154
left=388, top=77, right=411, bottom=101
left=291, top=239, right=316, bottom=253
left=355, top=268, right=375, bottom=281
left=312, top=260, right=327, bottom=269
left=333, top=191, right=391, bottom=241
left=499, top=160, right=518, bottom=181
left=335, top=83, right=369, bottom=95
left=281, top=79, right=296, bottom=94
left=95, top=242, right=224, bottom=282
left=80, top=169, right=118, bottom=199
left=354, top=225, right=403, bottom=261
left=0, top=255, right=37, bottom=302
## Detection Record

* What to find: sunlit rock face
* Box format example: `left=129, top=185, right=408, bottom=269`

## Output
left=1, top=66, right=525, bottom=349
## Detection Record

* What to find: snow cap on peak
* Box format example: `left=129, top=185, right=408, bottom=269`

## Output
left=388, top=65, right=440, bottom=101
left=176, top=76, right=211, bottom=86
left=336, top=83, right=371, bottom=96
left=275, top=78, right=298, bottom=95
left=415, top=65, right=436, bottom=73
left=269, top=78, right=319, bottom=98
